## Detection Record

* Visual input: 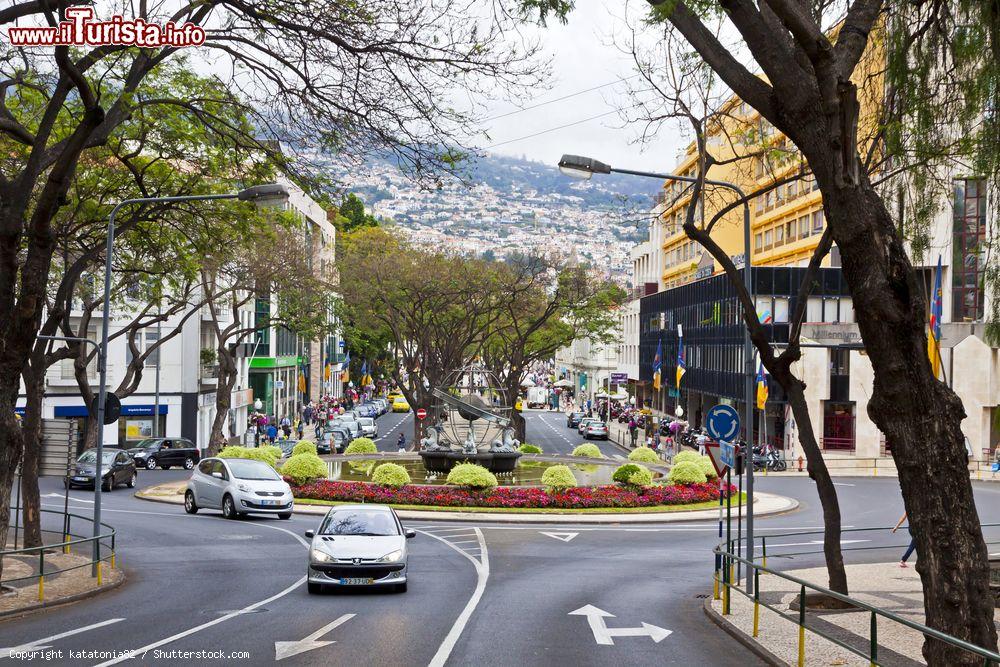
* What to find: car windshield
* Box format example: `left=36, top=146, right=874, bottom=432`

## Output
left=133, top=439, right=159, bottom=449
left=319, top=509, right=399, bottom=536
left=226, top=459, right=281, bottom=481
left=78, top=450, right=116, bottom=464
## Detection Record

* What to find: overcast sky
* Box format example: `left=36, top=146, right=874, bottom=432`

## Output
left=473, top=2, right=687, bottom=173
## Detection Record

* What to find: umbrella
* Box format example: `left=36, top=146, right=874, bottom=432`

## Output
left=610, top=391, right=629, bottom=401
left=520, top=377, right=536, bottom=387
left=553, top=379, right=573, bottom=388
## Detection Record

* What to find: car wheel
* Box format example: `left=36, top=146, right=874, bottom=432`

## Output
left=395, top=582, right=408, bottom=593
left=184, top=490, right=198, bottom=514
left=222, top=494, right=238, bottom=519
left=183, top=457, right=195, bottom=470
left=278, top=512, right=291, bottom=520
left=307, top=582, right=323, bottom=595
left=145, top=458, right=157, bottom=470
left=101, top=476, right=112, bottom=492
left=127, top=472, right=137, bottom=488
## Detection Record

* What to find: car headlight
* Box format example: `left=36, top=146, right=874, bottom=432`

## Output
left=310, top=548, right=334, bottom=563
left=237, top=483, right=250, bottom=492
left=377, top=549, right=404, bottom=563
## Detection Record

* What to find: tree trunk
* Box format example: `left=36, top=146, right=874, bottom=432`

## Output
left=819, top=172, right=997, bottom=662
left=208, top=348, right=238, bottom=455
left=0, top=395, right=25, bottom=577
left=18, top=370, right=45, bottom=549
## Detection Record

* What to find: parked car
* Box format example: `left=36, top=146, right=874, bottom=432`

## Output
left=184, top=457, right=293, bottom=520
left=305, top=504, right=415, bottom=594
left=583, top=421, right=609, bottom=440
left=566, top=411, right=586, bottom=428
left=332, top=417, right=362, bottom=440
left=577, top=417, right=601, bottom=435
left=127, top=437, right=200, bottom=470
left=66, top=448, right=137, bottom=491
left=358, top=417, right=378, bottom=438
left=373, top=399, right=389, bottom=415
left=392, top=396, right=410, bottom=412
left=328, top=429, right=350, bottom=453
left=356, top=404, right=378, bottom=419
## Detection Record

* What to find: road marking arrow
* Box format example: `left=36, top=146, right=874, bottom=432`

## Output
left=274, top=614, right=354, bottom=661
left=540, top=531, right=578, bottom=543
left=568, top=605, right=671, bottom=646
left=0, top=618, right=125, bottom=658
left=43, top=493, right=94, bottom=504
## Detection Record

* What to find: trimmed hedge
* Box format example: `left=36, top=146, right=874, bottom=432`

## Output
left=668, top=460, right=708, bottom=485
left=371, top=462, right=411, bottom=488
left=540, top=465, right=577, bottom=491
left=344, top=438, right=377, bottom=455
left=613, top=463, right=652, bottom=487
left=218, top=445, right=280, bottom=468
left=280, top=452, right=328, bottom=485
left=571, top=443, right=604, bottom=458
left=446, top=463, right=498, bottom=490
left=292, top=440, right=318, bottom=457
left=518, top=444, right=543, bottom=454
left=628, top=447, right=660, bottom=463
left=673, top=450, right=702, bottom=465
left=697, top=455, right=718, bottom=479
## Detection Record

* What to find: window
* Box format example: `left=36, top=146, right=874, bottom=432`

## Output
left=786, top=221, right=796, bottom=242
left=806, top=297, right=823, bottom=322
left=823, top=298, right=840, bottom=322
left=787, top=181, right=798, bottom=199
left=765, top=191, right=773, bottom=210
left=952, top=178, right=987, bottom=321
left=126, top=331, right=160, bottom=368
left=830, top=348, right=850, bottom=376
left=755, top=233, right=763, bottom=251
left=799, top=216, right=810, bottom=238
left=764, top=230, right=773, bottom=248
left=812, top=209, right=824, bottom=233
left=775, top=225, right=784, bottom=245
left=774, top=297, right=790, bottom=323
left=755, top=196, right=764, bottom=214
left=61, top=327, right=97, bottom=379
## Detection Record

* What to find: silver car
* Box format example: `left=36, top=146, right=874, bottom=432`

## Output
left=332, top=417, right=362, bottom=440
left=583, top=421, right=609, bottom=440
left=358, top=417, right=378, bottom=438
left=305, top=504, right=415, bottom=594
left=184, top=457, right=293, bottom=520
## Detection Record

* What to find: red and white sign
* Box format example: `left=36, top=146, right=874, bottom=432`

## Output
left=703, top=441, right=729, bottom=477
left=416, top=409, right=427, bottom=421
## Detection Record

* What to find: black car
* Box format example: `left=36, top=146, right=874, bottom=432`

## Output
left=66, top=448, right=137, bottom=491
left=127, top=437, right=201, bottom=470
left=566, top=411, right=586, bottom=428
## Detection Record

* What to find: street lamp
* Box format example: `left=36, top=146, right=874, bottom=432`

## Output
left=90, top=183, right=288, bottom=573
left=558, top=153, right=757, bottom=593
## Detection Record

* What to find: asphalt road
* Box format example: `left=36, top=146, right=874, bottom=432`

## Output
left=2, top=410, right=999, bottom=666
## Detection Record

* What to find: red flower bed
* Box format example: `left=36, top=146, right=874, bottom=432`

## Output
left=291, top=479, right=735, bottom=510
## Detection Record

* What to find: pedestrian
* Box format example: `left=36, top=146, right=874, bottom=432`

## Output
left=266, top=422, right=278, bottom=443
left=397, top=433, right=407, bottom=454
left=696, top=431, right=709, bottom=456
left=304, top=403, right=314, bottom=425
left=296, top=419, right=304, bottom=440
left=892, top=512, right=916, bottom=568
left=645, top=434, right=654, bottom=448
left=628, top=418, right=638, bottom=448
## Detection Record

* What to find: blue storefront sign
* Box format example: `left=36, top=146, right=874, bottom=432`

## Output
left=53, top=404, right=168, bottom=418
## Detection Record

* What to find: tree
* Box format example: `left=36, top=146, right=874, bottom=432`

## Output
left=0, top=0, right=554, bottom=576
left=336, top=194, right=378, bottom=233
left=534, top=0, right=999, bottom=660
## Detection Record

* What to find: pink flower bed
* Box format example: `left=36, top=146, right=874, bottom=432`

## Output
left=291, top=479, right=735, bottom=510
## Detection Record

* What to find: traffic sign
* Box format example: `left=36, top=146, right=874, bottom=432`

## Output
left=416, top=408, right=427, bottom=420
left=705, top=404, right=740, bottom=442
left=720, top=441, right=738, bottom=468
left=89, top=392, right=121, bottom=425
left=274, top=380, right=285, bottom=389
left=703, top=441, right=728, bottom=477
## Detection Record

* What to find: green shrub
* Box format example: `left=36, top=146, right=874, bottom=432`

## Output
left=541, top=465, right=577, bottom=491
left=518, top=444, right=543, bottom=454
left=371, top=462, right=411, bottom=488
left=280, top=452, right=328, bottom=485
left=344, top=438, right=377, bottom=455
left=217, top=446, right=248, bottom=460
left=628, top=447, right=660, bottom=463
left=697, top=455, right=718, bottom=479
left=673, top=450, right=702, bottom=465
left=668, top=460, right=708, bottom=485
left=571, top=443, right=604, bottom=458
left=292, top=440, right=317, bottom=457
left=613, top=463, right=651, bottom=487
left=446, top=463, right=498, bottom=490
left=261, top=445, right=283, bottom=462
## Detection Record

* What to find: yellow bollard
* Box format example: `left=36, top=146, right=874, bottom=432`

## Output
left=96, top=561, right=102, bottom=586
left=798, top=624, right=805, bottom=666
left=713, top=572, right=719, bottom=600
left=753, top=599, right=760, bottom=637
left=37, top=575, right=43, bottom=601
left=723, top=581, right=730, bottom=615
left=111, top=553, right=116, bottom=570
left=63, top=535, right=70, bottom=555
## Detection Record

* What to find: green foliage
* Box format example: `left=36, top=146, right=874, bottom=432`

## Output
left=218, top=445, right=280, bottom=468
left=280, top=453, right=329, bottom=485
left=668, top=461, right=708, bottom=485
left=344, top=438, right=377, bottom=455
left=446, top=463, right=498, bottom=490
left=336, top=193, right=379, bottom=233
left=571, top=443, right=604, bottom=458
left=518, top=443, right=543, bottom=454
left=292, top=440, right=318, bottom=457
left=628, top=447, right=660, bottom=463
left=673, top=450, right=702, bottom=465
left=541, top=464, right=577, bottom=491
left=612, top=463, right=652, bottom=487
left=371, top=463, right=411, bottom=488
left=697, top=455, right=718, bottom=479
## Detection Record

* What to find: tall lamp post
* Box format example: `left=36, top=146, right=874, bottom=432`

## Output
left=91, top=183, right=288, bottom=574
left=558, top=154, right=757, bottom=593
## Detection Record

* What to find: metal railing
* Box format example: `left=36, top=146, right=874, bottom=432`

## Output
left=713, top=526, right=1000, bottom=666
left=1, top=508, right=117, bottom=602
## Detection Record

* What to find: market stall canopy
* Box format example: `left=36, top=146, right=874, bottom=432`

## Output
left=553, top=379, right=573, bottom=388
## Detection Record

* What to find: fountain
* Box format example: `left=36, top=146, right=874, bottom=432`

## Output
left=418, top=365, right=523, bottom=473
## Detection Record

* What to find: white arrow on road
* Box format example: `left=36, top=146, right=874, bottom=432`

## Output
left=274, top=614, right=355, bottom=661
left=0, top=618, right=124, bottom=658
left=568, top=605, right=671, bottom=646
left=540, top=531, right=578, bottom=543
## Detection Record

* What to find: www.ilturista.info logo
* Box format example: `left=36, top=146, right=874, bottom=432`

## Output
left=6, top=7, right=205, bottom=48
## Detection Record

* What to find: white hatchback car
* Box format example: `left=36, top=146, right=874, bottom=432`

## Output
left=184, top=457, right=293, bottom=520
left=357, top=417, right=378, bottom=438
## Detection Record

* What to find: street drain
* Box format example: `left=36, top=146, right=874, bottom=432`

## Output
left=206, top=608, right=269, bottom=615
left=695, top=594, right=710, bottom=598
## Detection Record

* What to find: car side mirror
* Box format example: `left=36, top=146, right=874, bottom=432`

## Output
left=405, top=529, right=416, bottom=539
left=304, top=529, right=315, bottom=539
left=211, top=471, right=223, bottom=479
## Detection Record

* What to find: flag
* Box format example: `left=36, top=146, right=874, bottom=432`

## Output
left=756, top=360, right=768, bottom=410
left=324, top=362, right=331, bottom=381
left=927, top=255, right=943, bottom=378
left=361, top=360, right=372, bottom=387
left=651, top=339, right=663, bottom=391
left=340, top=351, right=351, bottom=383
left=297, top=368, right=306, bottom=394
left=675, top=335, right=686, bottom=389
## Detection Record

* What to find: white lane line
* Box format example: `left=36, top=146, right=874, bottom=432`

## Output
left=0, top=618, right=125, bottom=659
left=446, top=540, right=480, bottom=546
left=421, top=527, right=489, bottom=667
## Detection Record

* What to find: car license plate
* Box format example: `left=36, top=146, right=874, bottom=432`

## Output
left=261, top=499, right=277, bottom=506
left=73, top=476, right=88, bottom=482
left=341, top=577, right=373, bottom=585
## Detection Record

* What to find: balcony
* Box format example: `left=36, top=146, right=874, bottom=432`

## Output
left=200, top=364, right=219, bottom=386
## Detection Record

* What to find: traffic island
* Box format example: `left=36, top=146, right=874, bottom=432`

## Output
left=0, top=550, right=124, bottom=618
left=705, top=561, right=1000, bottom=665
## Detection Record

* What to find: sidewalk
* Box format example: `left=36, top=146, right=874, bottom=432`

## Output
left=0, top=547, right=124, bottom=618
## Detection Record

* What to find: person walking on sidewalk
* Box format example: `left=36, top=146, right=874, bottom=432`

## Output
left=628, top=418, right=638, bottom=448
left=397, top=433, right=407, bottom=453
left=892, top=512, right=916, bottom=567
